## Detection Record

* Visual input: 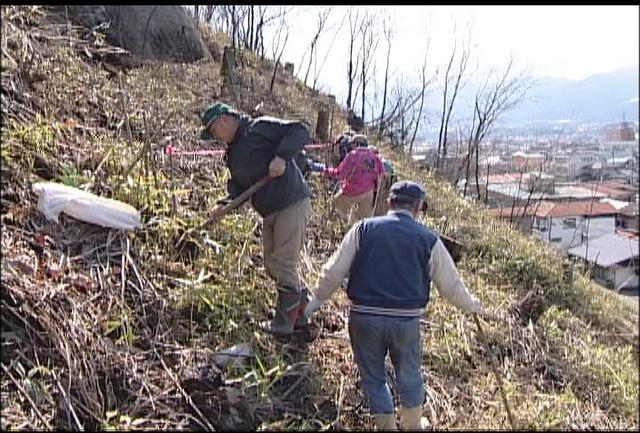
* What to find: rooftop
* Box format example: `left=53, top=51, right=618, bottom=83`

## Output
left=580, top=181, right=639, bottom=200
left=487, top=200, right=620, bottom=219
left=568, top=232, right=639, bottom=267
left=485, top=173, right=530, bottom=184
left=487, top=183, right=608, bottom=201
left=621, top=203, right=639, bottom=217
left=513, top=151, right=545, bottom=158
left=600, top=198, right=633, bottom=210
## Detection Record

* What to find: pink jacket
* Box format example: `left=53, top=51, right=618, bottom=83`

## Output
left=326, top=147, right=385, bottom=196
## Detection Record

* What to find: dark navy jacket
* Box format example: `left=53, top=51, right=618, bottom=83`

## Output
left=313, top=210, right=482, bottom=317
left=223, top=115, right=311, bottom=217
left=347, top=212, right=439, bottom=315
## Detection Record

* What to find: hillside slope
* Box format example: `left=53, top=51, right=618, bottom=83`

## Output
left=1, top=6, right=638, bottom=430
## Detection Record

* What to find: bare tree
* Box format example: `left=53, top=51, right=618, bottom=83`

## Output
left=519, top=163, right=548, bottom=224
left=360, top=11, right=380, bottom=122
left=484, top=161, right=491, bottom=207
left=346, top=7, right=363, bottom=110
left=230, top=6, right=239, bottom=48
left=213, top=6, right=230, bottom=34
left=255, top=6, right=266, bottom=56
left=247, top=5, right=254, bottom=50
left=299, top=7, right=333, bottom=86
left=269, top=18, right=290, bottom=93
left=381, top=75, right=409, bottom=149
left=378, top=12, right=394, bottom=137
left=383, top=74, right=425, bottom=151
left=473, top=60, right=534, bottom=198
left=436, top=23, right=472, bottom=171
left=250, top=6, right=285, bottom=54
left=455, top=57, right=535, bottom=197
left=312, top=13, right=347, bottom=92
left=409, top=33, right=436, bottom=153
left=461, top=113, right=477, bottom=198
left=257, top=7, right=293, bottom=58
left=203, top=6, right=294, bottom=57
left=478, top=136, right=503, bottom=205
left=508, top=166, right=526, bottom=224
left=447, top=121, right=466, bottom=180
left=203, top=5, right=216, bottom=23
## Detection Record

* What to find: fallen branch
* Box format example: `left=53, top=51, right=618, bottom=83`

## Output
left=472, top=314, right=518, bottom=429
left=279, top=368, right=309, bottom=401
left=333, top=376, right=345, bottom=428
left=52, top=369, right=84, bottom=430
left=1, top=363, right=53, bottom=430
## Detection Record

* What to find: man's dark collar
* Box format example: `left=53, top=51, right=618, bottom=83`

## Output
left=229, top=115, right=250, bottom=145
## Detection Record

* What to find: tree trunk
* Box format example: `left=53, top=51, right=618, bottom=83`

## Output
left=303, top=40, right=316, bottom=86
left=484, top=163, right=491, bottom=207
left=346, top=49, right=354, bottom=109
left=360, top=27, right=366, bottom=122
left=269, top=59, right=279, bottom=93
left=328, top=94, right=336, bottom=139
left=204, top=5, right=214, bottom=23
left=222, top=46, right=238, bottom=103
left=231, top=6, right=237, bottom=49
left=379, top=44, right=390, bottom=136
left=316, top=110, right=330, bottom=142
left=474, top=142, right=481, bottom=199
left=463, top=138, right=472, bottom=198
left=248, top=6, right=253, bottom=51
left=222, top=46, right=236, bottom=77
left=437, top=62, right=452, bottom=168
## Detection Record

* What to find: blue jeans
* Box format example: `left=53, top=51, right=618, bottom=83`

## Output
left=348, top=311, right=424, bottom=414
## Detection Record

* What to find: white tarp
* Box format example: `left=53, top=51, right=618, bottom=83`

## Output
left=33, top=182, right=141, bottom=230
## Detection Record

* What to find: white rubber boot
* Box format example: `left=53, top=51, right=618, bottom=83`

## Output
left=373, top=413, right=398, bottom=430
left=399, top=406, right=429, bottom=430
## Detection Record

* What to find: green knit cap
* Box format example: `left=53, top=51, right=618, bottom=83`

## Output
left=200, top=102, right=232, bottom=139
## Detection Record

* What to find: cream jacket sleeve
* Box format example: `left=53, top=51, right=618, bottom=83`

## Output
left=313, top=222, right=360, bottom=302
left=429, top=238, right=481, bottom=313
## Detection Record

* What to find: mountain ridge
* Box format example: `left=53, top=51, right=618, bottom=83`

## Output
left=505, top=65, right=639, bottom=124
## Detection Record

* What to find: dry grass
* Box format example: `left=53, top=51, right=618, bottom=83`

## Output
left=1, top=5, right=637, bottom=431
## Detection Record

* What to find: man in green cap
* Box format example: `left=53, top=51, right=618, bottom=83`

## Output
left=201, top=102, right=313, bottom=337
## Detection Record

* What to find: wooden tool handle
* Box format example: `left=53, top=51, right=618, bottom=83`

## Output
left=224, top=175, right=271, bottom=212
left=206, top=175, right=272, bottom=226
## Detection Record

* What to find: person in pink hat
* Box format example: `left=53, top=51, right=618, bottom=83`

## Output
left=324, top=134, right=386, bottom=225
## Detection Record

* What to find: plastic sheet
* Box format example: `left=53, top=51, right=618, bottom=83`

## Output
left=33, top=182, right=141, bottom=230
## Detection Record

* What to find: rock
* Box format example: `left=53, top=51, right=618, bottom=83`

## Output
left=207, top=39, right=222, bottom=62
left=56, top=5, right=212, bottom=63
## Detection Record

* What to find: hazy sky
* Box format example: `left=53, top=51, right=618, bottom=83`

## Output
left=269, top=5, right=639, bottom=106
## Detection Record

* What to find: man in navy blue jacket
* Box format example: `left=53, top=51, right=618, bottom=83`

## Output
left=303, top=180, right=486, bottom=430
left=201, top=102, right=312, bottom=337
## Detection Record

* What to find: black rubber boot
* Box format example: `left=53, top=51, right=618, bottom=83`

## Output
left=260, top=287, right=301, bottom=336
left=294, top=287, right=311, bottom=330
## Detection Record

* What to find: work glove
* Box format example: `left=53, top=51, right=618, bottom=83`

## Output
left=303, top=296, right=323, bottom=319
left=269, top=155, right=287, bottom=177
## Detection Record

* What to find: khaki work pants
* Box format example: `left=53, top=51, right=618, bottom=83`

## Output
left=262, top=197, right=311, bottom=290
left=333, top=189, right=374, bottom=225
